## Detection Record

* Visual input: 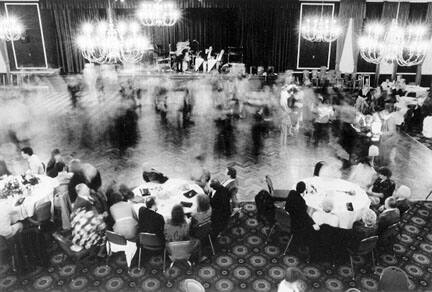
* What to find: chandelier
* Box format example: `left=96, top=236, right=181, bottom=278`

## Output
left=358, top=2, right=430, bottom=66
left=300, top=2, right=341, bottom=43
left=76, top=6, right=151, bottom=64
left=0, top=15, right=25, bottom=41
left=137, top=0, right=180, bottom=26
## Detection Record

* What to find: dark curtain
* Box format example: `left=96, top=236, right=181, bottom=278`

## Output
left=335, top=0, right=366, bottom=72
left=41, top=0, right=300, bottom=73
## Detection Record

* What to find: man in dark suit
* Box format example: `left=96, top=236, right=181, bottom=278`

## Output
left=137, top=197, right=165, bottom=244
left=210, top=179, right=232, bottom=237
left=378, top=197, right=400, bottom=233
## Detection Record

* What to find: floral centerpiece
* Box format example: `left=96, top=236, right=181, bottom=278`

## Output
left=0, top=174, right=40, bottom=200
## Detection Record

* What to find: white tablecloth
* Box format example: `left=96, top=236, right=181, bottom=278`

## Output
left=301, top=177, right=371, bottom=229
left=132, top=179, right=204, bottom=219
left=3, top=175, right=58, bottom=223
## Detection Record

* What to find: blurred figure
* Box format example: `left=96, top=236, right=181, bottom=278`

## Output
left=21, top=147, right=44, bottom=175
left=95, top=74, right=104, bottom=102
left=46, top=149, right=65, bottom=178
left=277, top=267, right=308, bottom=292
left=67, top=76, right=82, bottom=108
left=312, top=199, right=339, bottom=228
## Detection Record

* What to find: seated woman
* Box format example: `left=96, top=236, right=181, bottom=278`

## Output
left=109, top=192, right=138, bottom=241
left=70, top=208, right=106, bottom=252
left=367, top=167, right=395, bottom=206
left=351, top=208, right=378, bottom=247
left=190, top=194, right=212, bottom=236
left=392, top=185, right=411, bottom=215
left=164, top=205, right=191, bottom=242
left=312, top=199, right=339, bottom=228
left=378, top=197, right=400, bottom=233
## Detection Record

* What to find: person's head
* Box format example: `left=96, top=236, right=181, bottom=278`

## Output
left=362, top=209, right=377, bottom=227
left=76, top=183, right=90, bottom=199
left=384, top=197, right=397, bottom=210
left=394, top=185, right=411, bottom=200
left=109, top=192, right=124, bottom=208
left=283, top=267, right=306, bottom=284
left=118, top=184, right=134, bottom=201
left=21, top=147, right=33, bottom=159
left=171, top=205, right=186, bottom=226
left=197, top=194, right=210, bottom=213
left=145, top=196, right=158, bottom=211
left=227, top=166, right=236, bottom=179
left=377, top=167, right=392, bottom=180
left=321, top=199, right=334, bottom=213
left=313, top=161, right=326, bottom=176
left=69, top=159, right=82, bottom=173
left=51, top=149, right=61, bottom=161
left=296, top=181, right=306, bottom=194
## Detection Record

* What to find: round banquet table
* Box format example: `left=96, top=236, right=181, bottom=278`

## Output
left=301, top=177, right=371, bottom=229
left=2, top=175, right=59, bottom=223
left=132, top=178, right=204, bottom=219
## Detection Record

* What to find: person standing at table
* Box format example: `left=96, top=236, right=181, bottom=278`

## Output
left=367, top=167, right=395, bottom=206
left=209, top=179, right=231, bottom=237
left=137, top=197, right=165, bottom=244
left=223, top=166, right=240, bottom=213
left=21, top=147, right=44, bottom=175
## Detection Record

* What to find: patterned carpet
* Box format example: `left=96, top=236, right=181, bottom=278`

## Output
left=1, top=201, right=432, bottom=292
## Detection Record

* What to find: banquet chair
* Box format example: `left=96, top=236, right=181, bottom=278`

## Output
left=52, top=232, right=96, bottom=267
left=192, top=221, right=215, bottom=256
left=181, top=279, right=206, bottom=292
left=0, top=235, right=17, bottom=272
left=347, top=235, right=379, bottom=280
left=106, top=230, right=137, bottom=270
left=265, top=175, right=288, bottom=199
left=378, top=266, right=409, bottom=292
left=138, top=232, right=165, bottom=271
left=265, top=207, right=293, bottom=255
left=378, top=222, right=400, bottom=256
left=165, top=241, right=194, bottom=273
left=27, top=201, right=52, bottom=230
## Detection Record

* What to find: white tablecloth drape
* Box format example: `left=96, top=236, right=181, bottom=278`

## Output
left=4, top=175, right=58, bottom=223
left=132, top=179, right=204, bottom=219
left=301, top=177, right=371, bottom=229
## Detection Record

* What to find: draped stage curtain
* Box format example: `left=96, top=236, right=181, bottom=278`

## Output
left=40, top=0, right=299, bottom=73
left=335, top=0, right=366, bottom=73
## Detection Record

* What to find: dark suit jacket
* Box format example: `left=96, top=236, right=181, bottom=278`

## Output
left=396, top=199, right=410, bottom=215
left=285, top=190, right=315, bottom=232
left=378, top=208, right=400, bottom=233
left=210, top=184, right=232, bottom=235
left=352, top=221, right=378, bottom=242
left=138, top=207, right=165, bottom=243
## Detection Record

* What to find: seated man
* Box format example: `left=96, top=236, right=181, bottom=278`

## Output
left=351, top=208, right=378, bottom=247
left=137, top=197, right=165, bottom=244
left=312, top=199, right=339, bottom=228
left=378, top=197, right=400, bottom=233
left=21, top=147, right=44, bottom=175
left=367, top=167, right=395, bottom=206
left=392, top=185, right=411, bottom=215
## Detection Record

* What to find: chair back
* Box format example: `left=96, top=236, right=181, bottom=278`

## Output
left=380, top=222, right=400, bottom=241
left=106, top=230, right=127, bottom=246
left=52, top=232, right=74, bottom=257
left=265, top=175, right=274, bottom=194
left=139, top=233, right=164, bottom=251
left=356, top=235, right=379, bottom=255
left=378, top=266, right=409, bottom=292
left=183, top=279, right=205, bottom=292
left=193, top=221, right=212, bottom=240
left=34, top=201, right=52, bottom=223
left=275, top=207, right=291, bottom=232
left=345, top=289, right=361, bottom=292
left=166, top=241, right=193, bottom=261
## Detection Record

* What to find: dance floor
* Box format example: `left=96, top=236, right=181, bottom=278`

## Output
left=1, top=201, right=432, bottom=291
left=0, top=79, right=431, bottom=201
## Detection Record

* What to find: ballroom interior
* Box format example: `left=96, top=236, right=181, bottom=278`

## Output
left=1, top=0, right=432, bottom=291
